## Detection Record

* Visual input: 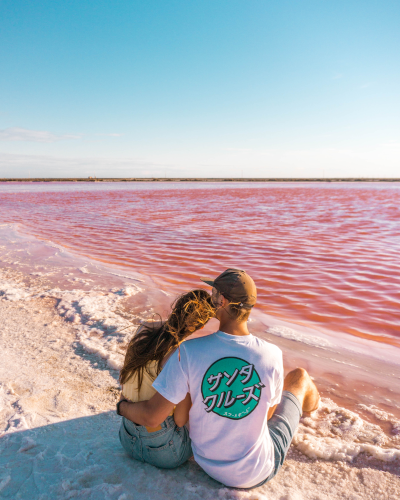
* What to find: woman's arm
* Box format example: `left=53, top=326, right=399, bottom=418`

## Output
left=173, top=393, right=192, bottom=427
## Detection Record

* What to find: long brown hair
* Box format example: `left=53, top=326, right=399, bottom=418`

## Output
left=119, top=289, right=215, bottom=390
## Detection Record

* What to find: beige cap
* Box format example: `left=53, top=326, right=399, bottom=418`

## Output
left=201, top=268, right=257, bottom=309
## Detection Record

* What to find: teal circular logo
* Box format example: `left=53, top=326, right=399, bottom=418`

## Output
left=201, top=357, right=264, bottom=420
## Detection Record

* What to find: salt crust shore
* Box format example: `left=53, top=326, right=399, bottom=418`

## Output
left=0, top=290, right=400, bottom=498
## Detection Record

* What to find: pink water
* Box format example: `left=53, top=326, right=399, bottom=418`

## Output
left=1, top=181, right=400, bottom=348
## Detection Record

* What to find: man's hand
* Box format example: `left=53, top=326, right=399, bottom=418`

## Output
left=119, top=391, right=175, bottom=428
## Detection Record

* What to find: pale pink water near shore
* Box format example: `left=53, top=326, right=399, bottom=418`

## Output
left=1, top=181, right=400, bottom=429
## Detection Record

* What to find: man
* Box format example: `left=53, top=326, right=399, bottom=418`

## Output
left=118, top=269, right=319, bottom=489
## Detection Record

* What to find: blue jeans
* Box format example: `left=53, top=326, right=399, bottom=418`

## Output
left=246, top=390, right=303, bottom=489
left=119, top=415, right=193, bottom=469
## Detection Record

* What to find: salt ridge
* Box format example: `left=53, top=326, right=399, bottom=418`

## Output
left=0, top=274, right=141, bottom=371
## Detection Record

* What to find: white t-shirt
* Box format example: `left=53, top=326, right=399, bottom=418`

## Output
left=152, top=331, right=284, bottom=488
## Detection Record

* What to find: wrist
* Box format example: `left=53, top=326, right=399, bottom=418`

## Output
left=116, top=398, right=128, bottom=417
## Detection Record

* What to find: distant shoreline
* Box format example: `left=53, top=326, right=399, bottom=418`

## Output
left=1, top=177, right=400, bottom=183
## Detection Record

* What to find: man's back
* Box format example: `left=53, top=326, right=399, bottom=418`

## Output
left=153, top=330, right=284, bottom=488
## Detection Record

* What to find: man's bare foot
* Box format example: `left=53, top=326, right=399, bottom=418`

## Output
left=303, top=391, right=320, bottom=413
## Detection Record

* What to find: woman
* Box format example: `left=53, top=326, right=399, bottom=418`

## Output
left=118, top=289, right=215, bottom=468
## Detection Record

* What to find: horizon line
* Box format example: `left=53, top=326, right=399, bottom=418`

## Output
left=1, top=177, right=400, bottom=183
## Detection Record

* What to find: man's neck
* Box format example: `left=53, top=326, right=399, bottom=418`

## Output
left=218, top=317, right=250, bottom=337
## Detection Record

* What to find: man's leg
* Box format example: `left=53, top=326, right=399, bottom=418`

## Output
left=250, top=368, right=320, bottom=489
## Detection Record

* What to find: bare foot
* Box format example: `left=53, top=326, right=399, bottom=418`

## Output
left=303, top=392, right=320, bottom=413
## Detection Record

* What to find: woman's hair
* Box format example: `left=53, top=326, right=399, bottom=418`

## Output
left=119, top=289, right=215, bottom=390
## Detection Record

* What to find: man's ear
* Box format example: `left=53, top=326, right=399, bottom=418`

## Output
left=220, top=294, right=230, bottom=307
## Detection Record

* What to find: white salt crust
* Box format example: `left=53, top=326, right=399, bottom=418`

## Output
left=0, top=273, right=141, bottom=371
left=294, top=399, right=400, bottom=462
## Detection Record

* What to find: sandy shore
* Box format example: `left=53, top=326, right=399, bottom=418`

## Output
left=0, top=294, right=399, bottom=499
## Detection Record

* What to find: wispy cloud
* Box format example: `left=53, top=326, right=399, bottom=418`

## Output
left=0, top=152, right=172, bottom=178
left=332, top=73, right=343, bottom=80
left=0, top=127, right=81, bottom=143
left=0, top=128, right=124, bottom=143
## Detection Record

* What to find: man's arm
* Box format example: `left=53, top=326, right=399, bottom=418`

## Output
left=267, top=404, right=277, bottom=420
left=173, top=393, right=191, bottom=427
left=119, top=391, right=175, bottom=428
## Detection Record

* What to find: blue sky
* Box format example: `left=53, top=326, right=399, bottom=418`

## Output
left=0, top=1, right=399, bottom=178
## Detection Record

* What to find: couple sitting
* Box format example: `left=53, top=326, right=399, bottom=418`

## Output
left=117, top=269, right=319, bottom=489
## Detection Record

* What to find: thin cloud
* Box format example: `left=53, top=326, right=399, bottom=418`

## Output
left=0, top=127, right=81, bottom=143
left=332, top=73, right=343, bottom=80
left=0, top=152, right=172, bottom=176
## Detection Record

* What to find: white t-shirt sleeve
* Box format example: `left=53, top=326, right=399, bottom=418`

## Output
left=270, top=350, right=284, bottom=406
left=152, top=346, right=189, bottom=404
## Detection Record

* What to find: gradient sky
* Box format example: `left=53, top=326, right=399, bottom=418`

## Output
left=0, top=1, right=399, bottom=178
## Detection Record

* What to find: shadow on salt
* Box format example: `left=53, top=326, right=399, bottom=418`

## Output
left=0, top=412, right=234, bottom=500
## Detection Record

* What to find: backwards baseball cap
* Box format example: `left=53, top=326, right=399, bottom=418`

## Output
left=201, top=268, right=257, bottom=309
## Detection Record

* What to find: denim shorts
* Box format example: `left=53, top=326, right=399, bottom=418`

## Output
left=247, top=390, right=302, bottom=489
left=119, top=415, right=193, bottom=469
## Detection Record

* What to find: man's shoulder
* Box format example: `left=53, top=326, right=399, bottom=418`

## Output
left=182, top=332, right=282, bottom=359
left=251, top=335, right=282, bottom=356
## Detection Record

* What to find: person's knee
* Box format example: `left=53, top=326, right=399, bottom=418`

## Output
left=293, top=367, right=309, bottom=378
left=284, top=367, right=309, bottom=385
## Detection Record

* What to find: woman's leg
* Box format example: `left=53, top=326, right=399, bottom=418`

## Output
left=119, top=417, right=144, bottom=462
